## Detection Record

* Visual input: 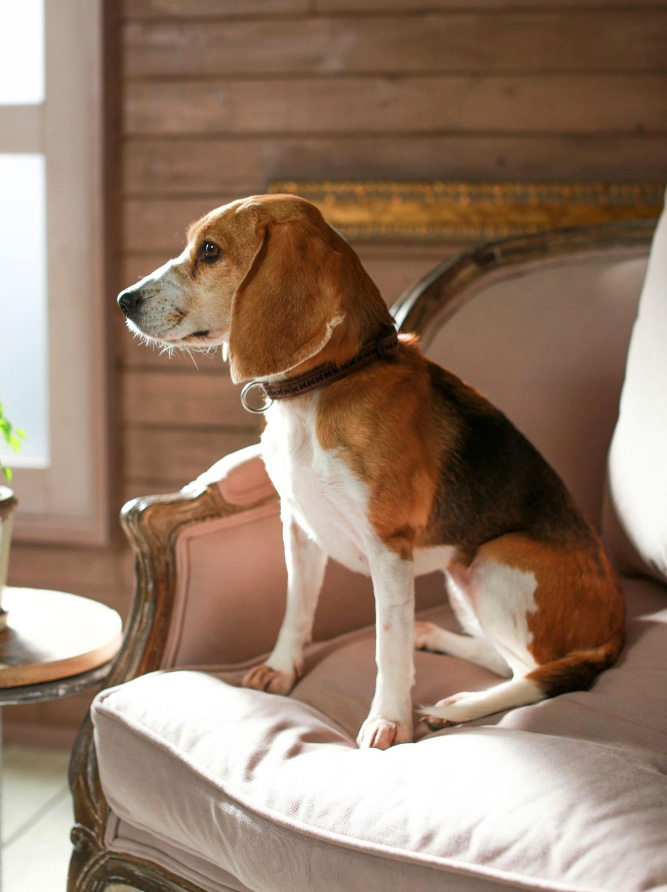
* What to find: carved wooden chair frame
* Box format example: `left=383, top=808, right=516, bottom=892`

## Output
left=67, top=219, right=654, bottom=892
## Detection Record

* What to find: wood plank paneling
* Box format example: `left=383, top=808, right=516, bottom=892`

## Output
left=124, top=0, right=309, bottom=17
left=125, top=0, right=667, bottom=14
left=123, top=197, right=220, bottom=251
left=125, top=14, right=667, bottom=78
left=124, top=135, right=667, bottom=196
left=125, top=76, right=667, bottom=137
left=124, top=426, right=259, bottom=485
left=8, top=544, right=134, bottom=607
left=121, top=368, right=257, bottom=428
left=316, top=0, right=667, bottom=10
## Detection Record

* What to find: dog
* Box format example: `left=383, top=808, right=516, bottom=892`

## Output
left=118, top=194, right=625, bottom=750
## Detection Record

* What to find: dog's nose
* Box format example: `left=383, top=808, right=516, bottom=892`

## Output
left=118, top=287, right=144, bottom=317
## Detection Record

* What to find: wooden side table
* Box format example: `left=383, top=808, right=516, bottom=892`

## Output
left=0, top=587, right=123, bottom=891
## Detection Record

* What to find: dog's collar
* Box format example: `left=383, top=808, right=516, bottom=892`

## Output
left=240, top=326, right=400, bottom=414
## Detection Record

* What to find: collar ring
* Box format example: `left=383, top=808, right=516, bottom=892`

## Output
left=240, top=381, right=274, bottom=414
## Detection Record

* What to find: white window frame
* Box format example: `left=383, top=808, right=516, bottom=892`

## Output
left=0, top=0, right=109, bottom=545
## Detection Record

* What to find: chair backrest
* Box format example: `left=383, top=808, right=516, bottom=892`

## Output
left=396, top=222, right=652, bottom=530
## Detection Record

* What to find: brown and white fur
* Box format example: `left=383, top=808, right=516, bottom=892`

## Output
left=118, top=194, right=625, bottom=750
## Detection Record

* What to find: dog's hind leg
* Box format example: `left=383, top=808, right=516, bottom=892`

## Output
left=421, top=539, right=544, bottom=725
left=422, top=633, right=623, bottom=726
left=414, top=621, right=511, bottom=677
left=422, top=532, right=624, bottom=726
left=413, top=550, right=511, bottom=676
left=422, top=675, right=544, bottom=725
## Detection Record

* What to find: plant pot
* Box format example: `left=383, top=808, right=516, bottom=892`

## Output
left=0, top=485, right=17, bottom=631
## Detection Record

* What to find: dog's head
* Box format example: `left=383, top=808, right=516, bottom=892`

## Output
left=118, top=194, right=390, bottom=383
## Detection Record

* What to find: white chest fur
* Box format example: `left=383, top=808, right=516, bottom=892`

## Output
left=260, top=397, right=373, bottom=575
left=260, top=397, right=456, bottom=578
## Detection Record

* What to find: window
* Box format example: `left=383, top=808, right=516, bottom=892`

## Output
left=0, top=0, right=109, bottom=544
left=0, top=0, right=44, bottom=105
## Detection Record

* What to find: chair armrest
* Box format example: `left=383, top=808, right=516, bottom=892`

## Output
left=69, top=444, right=279, bottom=857
left=117, top=443, right=280, bottom=680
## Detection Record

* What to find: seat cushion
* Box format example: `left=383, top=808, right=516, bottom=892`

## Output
left=93, top=577, right=667, bottom=892
left=606, top=193, right=667, bottom=583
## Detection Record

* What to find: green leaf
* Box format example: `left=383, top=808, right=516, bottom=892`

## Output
left=0, top=405, right=25, bottom=461
left=2, top=466, right=12, bottom=482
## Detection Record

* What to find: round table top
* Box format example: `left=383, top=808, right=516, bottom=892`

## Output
left=0, top=587, right=123, bottom=697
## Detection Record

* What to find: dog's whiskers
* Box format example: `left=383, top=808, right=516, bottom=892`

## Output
left=130, top=329, right=156, bottom=351
left=185, top=346, right=199, bottom=370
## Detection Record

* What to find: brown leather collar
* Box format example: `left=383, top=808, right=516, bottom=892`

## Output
left=240, top=327, right=399, bottom=413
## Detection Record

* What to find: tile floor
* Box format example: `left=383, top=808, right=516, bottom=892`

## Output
left=2, top=745, right=73, bottom=892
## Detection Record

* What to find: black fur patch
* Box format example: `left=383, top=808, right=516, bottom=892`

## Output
left=424, top=362, right=591, bottom=554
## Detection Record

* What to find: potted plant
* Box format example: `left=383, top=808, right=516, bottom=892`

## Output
left=0, top=403, right=25, bottom=630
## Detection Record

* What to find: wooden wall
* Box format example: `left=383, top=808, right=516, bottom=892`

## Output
left=7, top=0, right=667, bottom=743
left=117, top=0, right=667, bottom=497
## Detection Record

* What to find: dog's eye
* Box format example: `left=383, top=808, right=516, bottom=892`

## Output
left=200, top=241, right=221, bottom=263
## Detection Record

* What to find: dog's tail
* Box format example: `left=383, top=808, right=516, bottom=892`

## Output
left=527, top=627, right=624, bottom=698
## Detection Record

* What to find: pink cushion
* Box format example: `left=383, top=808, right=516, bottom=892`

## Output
left=606, top=195, right=667, bottom=583
left=93, top=577, right=667, bottom=892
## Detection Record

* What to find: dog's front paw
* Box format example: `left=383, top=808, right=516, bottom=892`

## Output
left=242, top=663, right=297, bottom=696
left=356, top=717, right=412, bottom=750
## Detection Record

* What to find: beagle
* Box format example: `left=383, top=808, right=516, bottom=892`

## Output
left=118, top=194, right=625, bottom=750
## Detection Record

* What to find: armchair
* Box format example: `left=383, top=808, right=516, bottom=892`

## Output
left=68, top=218, right=667, bottom=892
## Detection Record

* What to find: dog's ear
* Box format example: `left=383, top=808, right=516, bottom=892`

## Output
left=228, top=215, right=346, bottom=384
